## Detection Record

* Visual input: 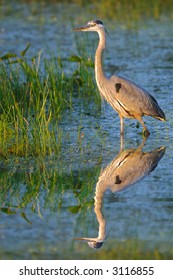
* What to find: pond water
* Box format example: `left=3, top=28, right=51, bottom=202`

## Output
left=0, top=3, right=173, bottom=259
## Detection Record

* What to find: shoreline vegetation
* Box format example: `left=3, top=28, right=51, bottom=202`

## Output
left=1, top=0, right=173, bottom=21
left=0, top=44, right=97, bottom=158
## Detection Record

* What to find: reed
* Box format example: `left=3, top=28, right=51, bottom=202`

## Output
left=3, top=0, right=173, bottom=21
left=0, top=44, right=97, bottom=158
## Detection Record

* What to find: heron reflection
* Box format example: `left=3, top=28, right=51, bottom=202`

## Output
left=74, top=141, right=166, bottom=249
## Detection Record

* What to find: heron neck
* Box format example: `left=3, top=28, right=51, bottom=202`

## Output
left=95, top=29, right=107, bottom=85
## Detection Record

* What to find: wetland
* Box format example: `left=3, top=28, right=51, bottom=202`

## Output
left=0, top=1, right=173, bottom=259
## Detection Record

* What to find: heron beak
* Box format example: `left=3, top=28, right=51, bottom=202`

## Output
left=72, top=25, right=89, bottom=32
left=74, top=237, right=98, bottom=242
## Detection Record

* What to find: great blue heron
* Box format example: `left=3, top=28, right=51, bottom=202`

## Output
left=72, top=19, right=166, bottom=137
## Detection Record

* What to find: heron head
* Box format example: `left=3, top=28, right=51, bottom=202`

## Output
left=72, top=19, right=105, bottom=32
left=88, top=240, right=103, bottom=249
left=74, top=236, right=104, bottom=250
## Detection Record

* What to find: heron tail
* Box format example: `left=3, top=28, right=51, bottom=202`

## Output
left=155, top=110, right=166, bottom=122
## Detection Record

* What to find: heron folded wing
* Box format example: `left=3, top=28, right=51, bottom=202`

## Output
left=109, top=75, right=165, bottom=120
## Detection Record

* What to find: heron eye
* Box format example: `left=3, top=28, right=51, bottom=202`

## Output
left=89, top=23, right=96, bottom=27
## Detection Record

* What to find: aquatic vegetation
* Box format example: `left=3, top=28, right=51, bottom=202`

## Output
left=93, top=0, right=173, bottom=21
left=0, top=43, right=98, bottom=158
left=2, top=0, right=173, bottom=22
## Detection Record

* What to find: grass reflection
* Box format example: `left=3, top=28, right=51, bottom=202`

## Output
left=0, top=162, right=99, bottom=217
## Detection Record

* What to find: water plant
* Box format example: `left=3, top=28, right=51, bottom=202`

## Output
left=0, top=41, right=99, bottom=159
left=2, top=0, right=173, bottom=22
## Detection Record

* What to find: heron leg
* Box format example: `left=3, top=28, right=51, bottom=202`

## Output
left=141, top=122, right=150, bottom=138
left=120, top=115, right=124, bottom=136
left=143, top=128, right=150, bottom=138
left=120, top=115, right=124, bottom=150
left=136, top=116, right=150, bottom=138
left=120, top=133, right=124, bottom=150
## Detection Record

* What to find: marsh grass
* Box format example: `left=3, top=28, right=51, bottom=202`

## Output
left=2, top=1, right=173, bottom=22
left=0, top=44, right=98, bottom=159
left=93, top=0, right=173, bottom=22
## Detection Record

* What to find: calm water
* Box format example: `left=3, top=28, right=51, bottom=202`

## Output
left=0, top=3, right=173, bottom=259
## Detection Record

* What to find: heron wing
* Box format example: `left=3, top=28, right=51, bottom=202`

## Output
left=108, top=75, right=165, bottom=120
